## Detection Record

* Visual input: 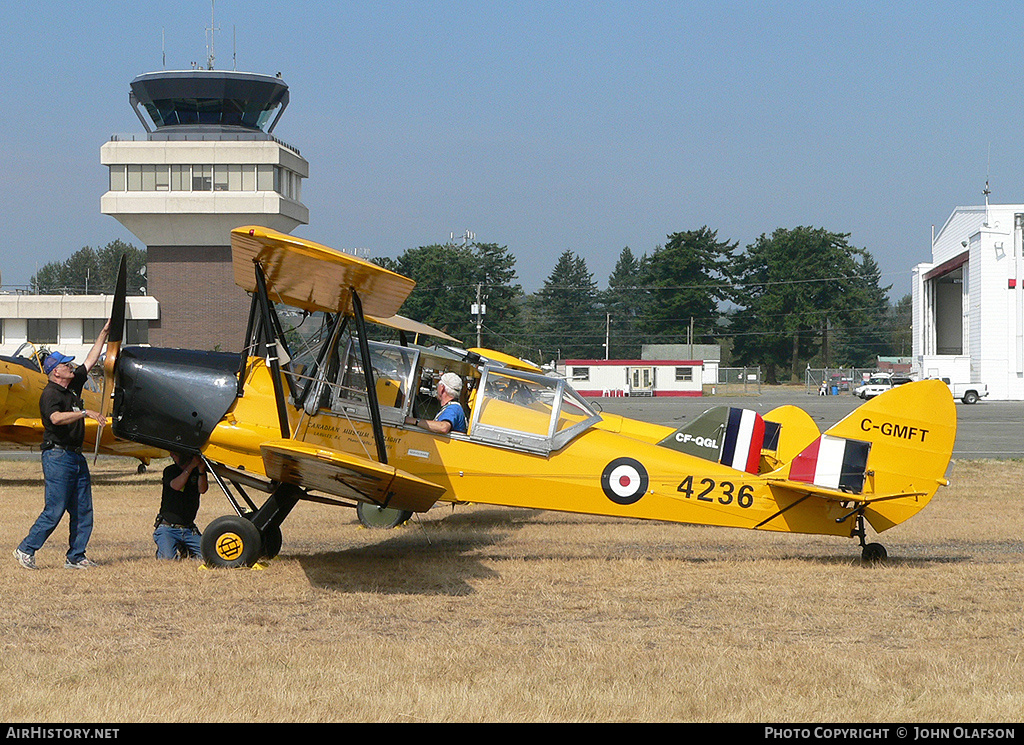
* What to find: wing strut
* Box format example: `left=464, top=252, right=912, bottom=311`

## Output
left=350, top=288, right=388, bottom=465
left=253, top=262, right=291, bottom=439
left=237, top=289, right=260, bottom=397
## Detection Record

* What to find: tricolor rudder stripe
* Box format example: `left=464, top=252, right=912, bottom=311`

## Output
left=789, top=435, right=871, bottom=493
left=720, top=408, right=765, bottom=474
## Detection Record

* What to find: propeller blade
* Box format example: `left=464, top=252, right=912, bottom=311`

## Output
left=94, top=255, right=127, bottom=462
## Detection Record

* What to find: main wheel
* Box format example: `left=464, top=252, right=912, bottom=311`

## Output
left=962, top=391, right=979, bottom=405
left=261, top=524, right=283, bottom=560
left=202, top=515, right=263, bottom=568
left=356, top=503, right=413, bottom=529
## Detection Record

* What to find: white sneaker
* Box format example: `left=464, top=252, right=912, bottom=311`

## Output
left=13, top=548, right=37, bottom=570
left=64, top=557, right=99, bottom=569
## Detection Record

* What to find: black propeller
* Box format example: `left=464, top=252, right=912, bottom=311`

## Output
left=94, top=255, right=127, bottom=461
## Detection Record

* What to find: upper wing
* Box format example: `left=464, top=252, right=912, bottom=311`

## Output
left=367, top=313, right=462, bottom=343
left=231, top=225, right=415, bottom=318
left=260, top=439, right=446, bottom=513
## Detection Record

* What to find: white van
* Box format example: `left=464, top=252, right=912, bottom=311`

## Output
left=853, top=373, right=914, bottom=399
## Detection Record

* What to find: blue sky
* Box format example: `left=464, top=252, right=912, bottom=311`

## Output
left=1, top=1, right=1019, bottom=300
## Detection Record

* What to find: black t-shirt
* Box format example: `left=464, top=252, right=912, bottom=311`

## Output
left=159, top=462, right=203, bottom=526
left=39, top=366, right=88, bottom=450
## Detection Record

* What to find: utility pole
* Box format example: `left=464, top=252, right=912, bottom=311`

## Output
left=605, top=312, right=611, bottom=360
left=472, top=283, right=486, bottom=348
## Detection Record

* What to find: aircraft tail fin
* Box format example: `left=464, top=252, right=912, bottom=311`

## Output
left=778, top=380, right=957, bottom=532
left=761, top=404, right=822, bottom=473
left=658, top=406, right=765, bottom=474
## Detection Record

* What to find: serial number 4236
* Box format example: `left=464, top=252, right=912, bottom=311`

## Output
left=677, top=476, right=755, bottom=508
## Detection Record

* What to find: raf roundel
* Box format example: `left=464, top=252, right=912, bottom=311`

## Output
left=601, top=457, right=649, bottom=505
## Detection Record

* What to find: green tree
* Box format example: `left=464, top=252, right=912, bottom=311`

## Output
left=641, top=227, right=735, bottom=344
left=530, top=251, right=604, bottom=361
left=602, top=246, right=648, bottom=359
left=886, top=293, right=913, bottom=358
left=376, top=241, right=522, bottom=349
left=827, top=253, right=892, bottom=367
left=32, top=240, right=146, bottom=295
left=729, top=227, right=889, bottom=383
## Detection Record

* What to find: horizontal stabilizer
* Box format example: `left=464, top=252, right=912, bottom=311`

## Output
left=260, top=440, right=446, bottom=513
left=658, top=406, right=765, bottom=474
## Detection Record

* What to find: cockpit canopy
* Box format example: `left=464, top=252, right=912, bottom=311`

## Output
left=278, top=309, right=599, bottom=455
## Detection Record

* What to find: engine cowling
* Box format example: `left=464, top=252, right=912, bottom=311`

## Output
left=112, top=347, right=241, bottom=454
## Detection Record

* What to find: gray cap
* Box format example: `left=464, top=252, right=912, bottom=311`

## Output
left=440, top=372, right=463, bottom=395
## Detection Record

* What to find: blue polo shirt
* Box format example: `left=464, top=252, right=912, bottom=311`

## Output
left=435, top=402, right=467, bottom=434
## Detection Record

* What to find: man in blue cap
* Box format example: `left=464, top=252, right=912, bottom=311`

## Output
left=13, top=320, right=110, bottom=569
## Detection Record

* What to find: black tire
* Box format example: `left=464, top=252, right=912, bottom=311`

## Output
left=201, top=515, right=263, bottom=568
left=356, top=503, right=413, bottom=529
left=861, top=542, right=888, bottom=563
left=261, top=524, right=283, bottom=560
left=962, top=391, right=979, bottom=405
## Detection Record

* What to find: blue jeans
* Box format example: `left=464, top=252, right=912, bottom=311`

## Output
left=19, top=448, right=94, bottom=563
left=153, top=524, right=203, bottom=560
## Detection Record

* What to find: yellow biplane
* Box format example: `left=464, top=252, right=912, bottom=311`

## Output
left=0, top=342, right=164, bottom=471
left=100, top=226, right=957, bottom=567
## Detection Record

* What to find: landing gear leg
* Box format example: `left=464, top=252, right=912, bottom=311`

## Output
left=853, top=512, right=888, bottom=563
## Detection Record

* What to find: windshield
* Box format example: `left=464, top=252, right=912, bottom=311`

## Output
left=470, top=367, right=601, bottom=454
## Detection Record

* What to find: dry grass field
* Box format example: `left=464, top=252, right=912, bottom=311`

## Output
left=0, top=456, right=1021, bottom=723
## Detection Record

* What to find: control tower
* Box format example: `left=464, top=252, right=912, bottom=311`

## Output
left=101, top=68, right=309, bottom=350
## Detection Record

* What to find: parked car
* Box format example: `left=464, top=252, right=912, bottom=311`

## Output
left=853, top=373, right=914, bottom=399
left=931, top=377, right=989, bottom=405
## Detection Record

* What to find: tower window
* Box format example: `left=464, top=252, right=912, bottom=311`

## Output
left=192, top=165, right=213, bottom=191
left=111, top=163, right=297, bottom=196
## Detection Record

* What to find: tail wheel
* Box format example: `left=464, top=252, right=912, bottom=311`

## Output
left=862, top=542, right=888, bottom=563
left=853, top=512, right=888, bottom=564
left=356, top=503, right=413, bottom=529
left=202, top=515, right=263, bottom=568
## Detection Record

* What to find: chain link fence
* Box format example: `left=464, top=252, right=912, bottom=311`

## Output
left=805, top=367, right=875, bottom=396
left=707, top=367, right=762, bottom=395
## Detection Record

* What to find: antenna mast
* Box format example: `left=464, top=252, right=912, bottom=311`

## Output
left=205, top=0, right=220, bottom=70
left=984, top=143, right=992, bottom=226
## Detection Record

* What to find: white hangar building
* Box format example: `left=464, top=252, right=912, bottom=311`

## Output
left=912, top=202, right=1024, bottom=400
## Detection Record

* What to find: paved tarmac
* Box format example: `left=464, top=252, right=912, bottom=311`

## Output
left=594, top=387, right=1023, bottom=460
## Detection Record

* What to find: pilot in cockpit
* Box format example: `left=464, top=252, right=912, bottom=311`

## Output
left=405, top=372, right=467, bottom=434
